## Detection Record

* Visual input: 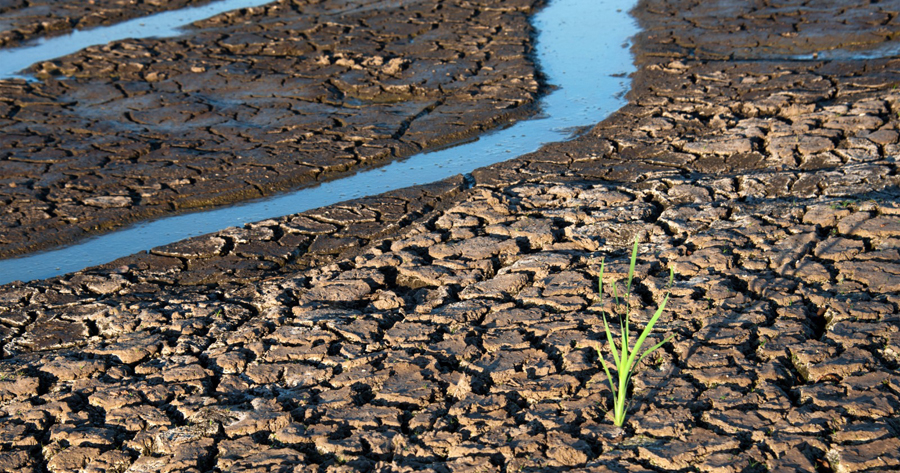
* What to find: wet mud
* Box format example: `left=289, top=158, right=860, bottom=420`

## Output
left=2, top=0, right=900, bottom=471
left=0, top=0, right=216, bottom=48
left=0, top=0, right=541, bottom=257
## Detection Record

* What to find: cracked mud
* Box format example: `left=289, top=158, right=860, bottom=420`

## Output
left=0, top=0, right=541, bottom=257
left=2, top=0, right=900, bottom=472
left=0, top=0, right=216, bottom=48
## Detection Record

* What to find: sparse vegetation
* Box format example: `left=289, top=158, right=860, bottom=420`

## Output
left=595, top=236, right=675, bottom=428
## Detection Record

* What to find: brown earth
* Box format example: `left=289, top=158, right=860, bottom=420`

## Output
left=2, top=0, right=900, bottom=472
left=0, top=0, right=216, bottom=48
left=0, top=0, right=542, bottom=257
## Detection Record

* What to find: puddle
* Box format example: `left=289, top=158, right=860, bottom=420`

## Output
left=0, top=0, right=275, bottom=79
left=0, top=0, right=639, bottom=284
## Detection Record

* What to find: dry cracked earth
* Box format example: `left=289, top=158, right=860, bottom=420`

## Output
left=2, top=0, right=900, bottom=472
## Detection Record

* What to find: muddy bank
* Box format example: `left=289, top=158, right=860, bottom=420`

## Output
left=0, top=0, right=542, bottom=257
left=1, top=0, right=900, bottom=471
left=0, top=0, right=217, bottom=48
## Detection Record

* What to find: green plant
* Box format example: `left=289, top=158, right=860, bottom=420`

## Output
left=748, top=459, right=765, bottom=469
left=595, top=236, right=675, bottom=427
left=830, top=199, right=855, bottom=210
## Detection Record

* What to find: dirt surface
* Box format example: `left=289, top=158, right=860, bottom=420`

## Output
left=633, top=0, right=900, bottom=62
left=0, top=0, right=216, bottom=48
left=2, top=0, right=900, bottom=472
left=0, top=0, right=541, bottom=257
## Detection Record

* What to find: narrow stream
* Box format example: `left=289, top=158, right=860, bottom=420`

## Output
left=0, top=0, right=276, bottom=79
left=0, top=0, right=639, bottom=285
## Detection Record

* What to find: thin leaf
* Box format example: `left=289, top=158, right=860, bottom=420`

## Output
left=623, top=302, right=630, bottom=359
left=625, top=236, right=640, bottom=356
left=611, top=282, right=628, bottom=362
left=626, top=235, right=639, bottom=295
left=602, top=315, right=621, bottom=368
left=625, top=293, right=669, bottom=371
left=596, top=349, right=618, bottom=403
left=597, top=258, right=605, bottom=305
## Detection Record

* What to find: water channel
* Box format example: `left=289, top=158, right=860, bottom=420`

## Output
left=0, top=0, right=640, bottom=284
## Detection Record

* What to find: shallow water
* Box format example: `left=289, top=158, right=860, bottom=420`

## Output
left=0, top=0, right=639, bottom=284
left=0, top=0, right=275, bottom=79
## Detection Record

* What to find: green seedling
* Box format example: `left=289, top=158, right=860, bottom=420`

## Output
left=595, top=236, right=675, bottom=427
